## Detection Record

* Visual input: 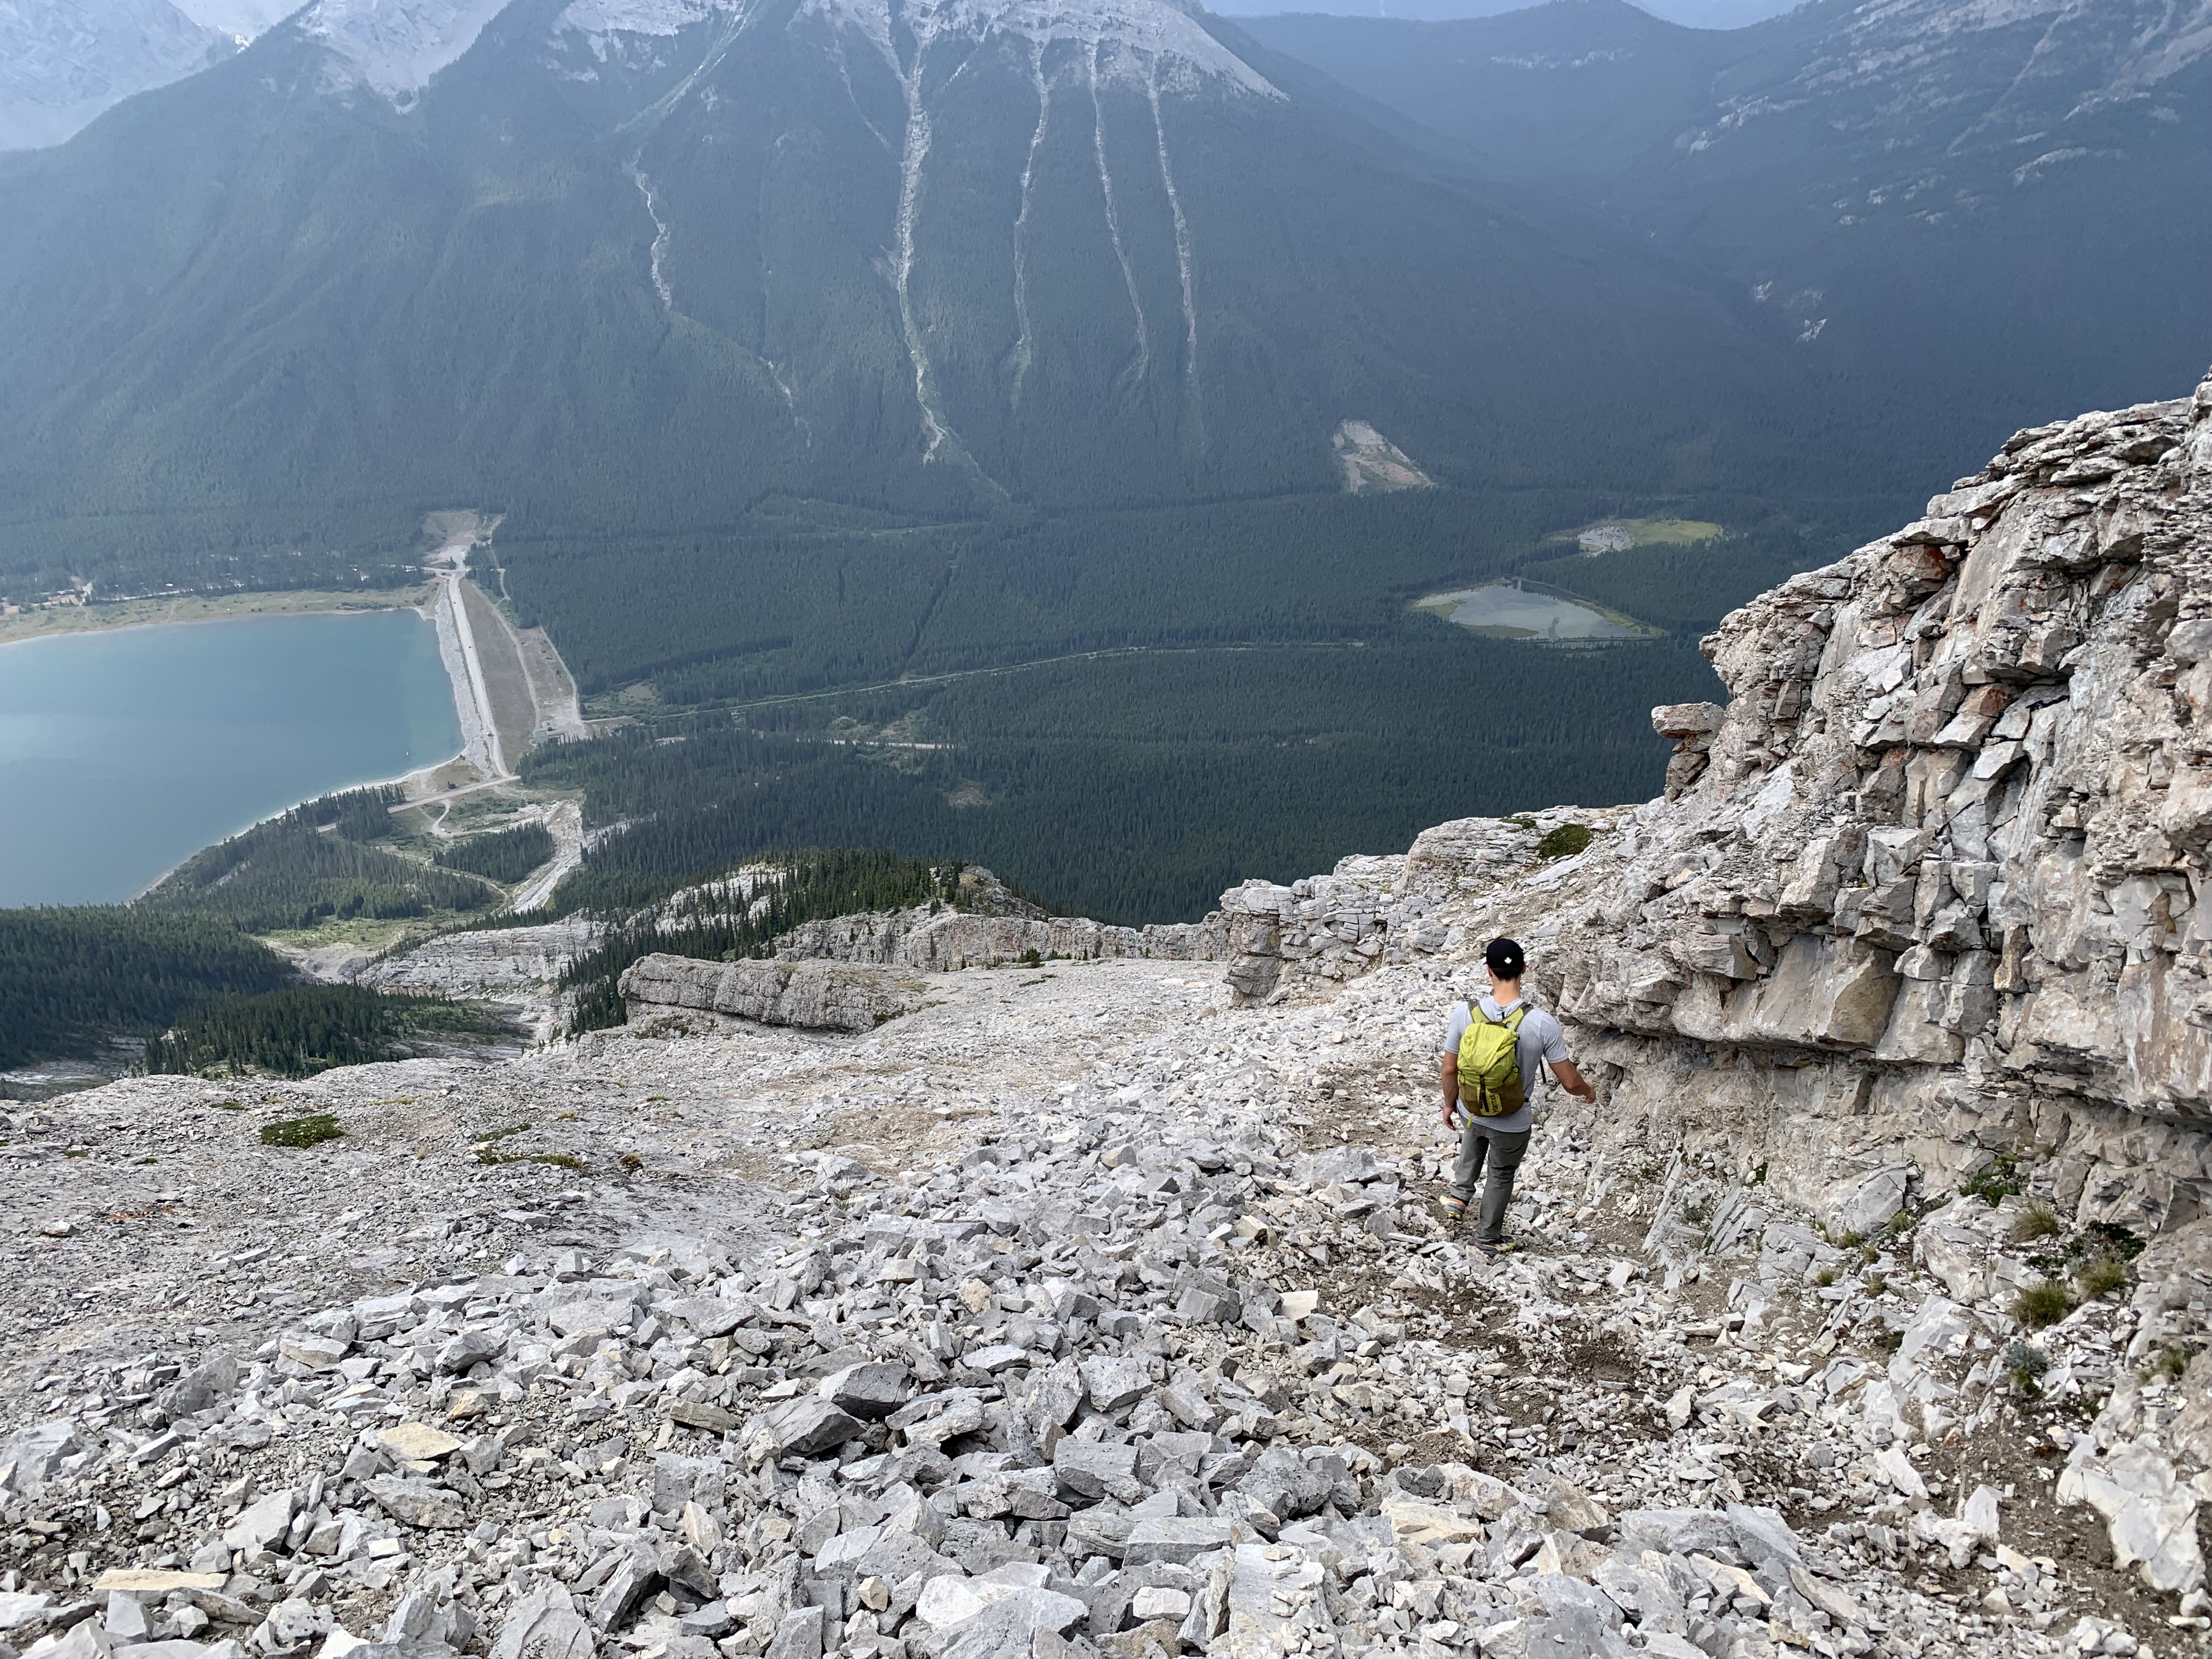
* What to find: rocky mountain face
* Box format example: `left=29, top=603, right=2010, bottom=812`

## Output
left=620, top=956, right=934, bottom=1034
left=13, top=375, right=2212, bottom=1659
left=0, top=0, right=234, bottom=150
left=1221, top=366, right=2212, bottom=1243
left=1246, top=0, right=2212, bottom=451
left=773, top=910, right=1224, bottom=975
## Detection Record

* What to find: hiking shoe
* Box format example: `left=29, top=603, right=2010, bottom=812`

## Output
left=1437, top=1194, right=1468, bottom=1225
left=1474, top=1234, right=1523, bottom=1255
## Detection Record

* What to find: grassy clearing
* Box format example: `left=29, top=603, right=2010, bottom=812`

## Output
left=0, top=586, right=430, bottom=647
left=261, top=1114, right=344, bottom=1148
left=259, top=917, right=427, bottom=953
left=1556, top=517, right=1726, bottom=552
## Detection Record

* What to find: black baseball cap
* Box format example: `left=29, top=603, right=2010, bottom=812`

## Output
left=1485, top=937, right=1525, bottom=979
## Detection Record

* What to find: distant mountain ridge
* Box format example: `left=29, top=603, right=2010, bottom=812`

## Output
left=0, top=0, right=235, bottom=150
left=0, top=0, right=2203, bottom=766
left=1244, top=0, right=2212, bottom=444
left=1205, top=0, right=1792, bottom=28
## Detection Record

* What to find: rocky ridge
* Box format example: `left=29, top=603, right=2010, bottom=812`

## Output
left=1214, top=365, right=2212, bottom=1618
left=773, top=905, right=1221, bottom=977
left=0, top=0, right=232, bottom=151
left=1222, top=365, right=2212, bottom=1243
left=10, top=374, right=2212, bottom=1659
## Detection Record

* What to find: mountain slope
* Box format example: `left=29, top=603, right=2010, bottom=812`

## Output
left=1244, top=0, right=2212, bottom=445
left=0, top=0, right=1839, bottom=582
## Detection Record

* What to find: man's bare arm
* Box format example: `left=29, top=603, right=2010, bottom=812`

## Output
left=1550, top=1058, right=1597, bottom=1103
left=1439, top=1054, right=1459, bottom=1127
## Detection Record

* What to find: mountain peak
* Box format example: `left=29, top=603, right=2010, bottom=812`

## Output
left=798, top=0, right=1279, bottom=94
left=297, top=0, right=1278, bottom=106
left=298, top=0, right=518, bottom=98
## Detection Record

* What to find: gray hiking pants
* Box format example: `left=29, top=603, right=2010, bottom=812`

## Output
left=1450, top=1121, right=1532, bottom=1243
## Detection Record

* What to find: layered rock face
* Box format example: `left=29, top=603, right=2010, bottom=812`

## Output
left=619, top=956, right=928, bottom=1035
left=778, top=911, right=1223, bottom=973
left=1224, top=370, right=2212, bottom=1245
left=357, top=922, right=603, bottom=1002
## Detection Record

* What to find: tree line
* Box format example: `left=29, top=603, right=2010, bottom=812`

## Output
left=0, top=907, right=296, bottom=1069
left=145, top=985, right=509, bottom=1078
left=435, top=822, right=556, bottom=884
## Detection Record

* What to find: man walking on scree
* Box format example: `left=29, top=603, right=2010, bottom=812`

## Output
left=1438, top=936, right=1595, bottom=1251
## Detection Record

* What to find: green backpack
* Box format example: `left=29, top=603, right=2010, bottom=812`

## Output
left=1458, top=1002, right=1527, bottom=1118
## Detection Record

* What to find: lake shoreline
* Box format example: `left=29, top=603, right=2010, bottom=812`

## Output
left=3, top=599, right=480, bottom=904
left=0, top=609, right=467, bottom=908
left=0, top=585, right=432, bottom=651
left=123, top=746, right=473, bottom=905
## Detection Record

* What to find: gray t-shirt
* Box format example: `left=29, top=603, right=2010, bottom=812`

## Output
left=1440, top=995, right=1568, bottom=1135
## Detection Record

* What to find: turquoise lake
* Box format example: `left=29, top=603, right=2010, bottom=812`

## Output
left=0, top=611, right=462, bottom=907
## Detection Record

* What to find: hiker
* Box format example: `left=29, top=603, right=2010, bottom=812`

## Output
left=1437, top=935, right=1595, bottom=1250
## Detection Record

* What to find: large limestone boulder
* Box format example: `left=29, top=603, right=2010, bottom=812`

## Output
left=618, top=955, right=926, bottom=1033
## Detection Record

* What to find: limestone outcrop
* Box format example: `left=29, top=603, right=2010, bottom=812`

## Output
left=777, top=909, right=1224, bottom=973
left=357, top=919, right=602, bottom=1001
left=618, top=953, right=928, bottom=1033
left=1224, top=370, right=2212, bottom=1242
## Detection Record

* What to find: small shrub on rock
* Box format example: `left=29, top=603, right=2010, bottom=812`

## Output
left=1538, top=823, right=1593, bottom=860
left=2010, top=1201, right=2063, bottom=1243
left=2012, top=1279, right=2074, bottom=1328
left=2075, top=1255, right=2130, bottom=1300
left=1962, top=1153, right=2025, bottom=1206
left=2005, top=1342, right=2050, bottom=1395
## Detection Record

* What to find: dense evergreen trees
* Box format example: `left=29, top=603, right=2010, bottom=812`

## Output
left=144, top=985, right=506, bottom=1078
left=521, top=637, right=1711, bottom=922
left=435, top=823, right=556, bottom=884
left=495, top=488, right=1884, bottom=707
left=144, top=787, right=495, bottom=929
left=0, top=908, right=294, bottom=1068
